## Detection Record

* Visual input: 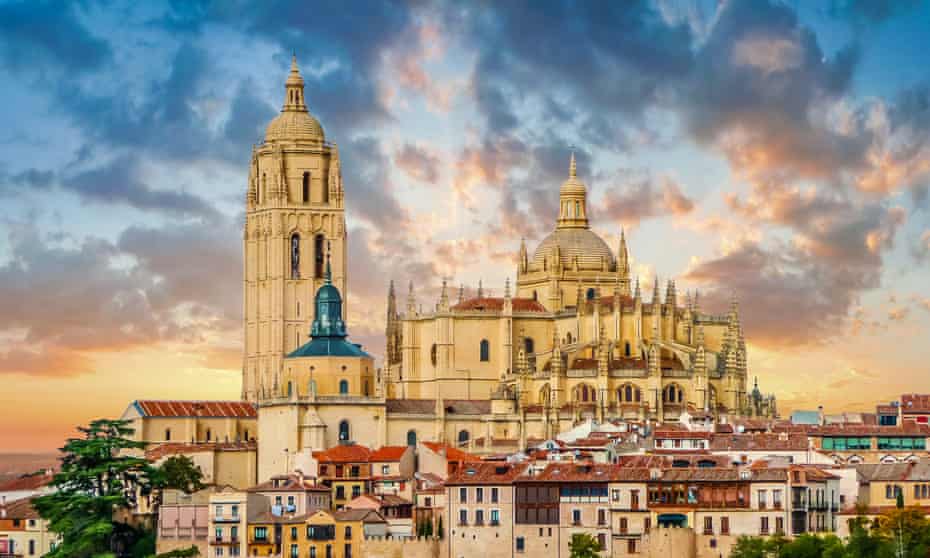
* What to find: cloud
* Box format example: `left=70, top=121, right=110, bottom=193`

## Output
left=394, top=144, right=441, bottom=184
left=0, top=218, right=241, bottom=376
left=341, top=137, right=410, bottom=230
left=0, top=2, right=111, bottom=76
left=598, top=173, right=696, bottom=226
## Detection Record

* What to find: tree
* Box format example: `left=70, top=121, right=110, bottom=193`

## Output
left=874, top=507, right=930, bottom=558
left=154, top=546, right=200, bottom=557
left=34, top=419, right=158, bottom=558
left=425, top=518, right=433, bottom=537
left=568, top=533, right=601, bottom=558
left=729, top=536, right=767, bottom=558
left=153, top=455, right=205, bottom=495
left=34, top=418, right=206, bottom=558
left=437, top=515, right=444, bottom=539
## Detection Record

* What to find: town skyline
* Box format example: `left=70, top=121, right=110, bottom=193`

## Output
left=2, top=0, right=930, bottom=452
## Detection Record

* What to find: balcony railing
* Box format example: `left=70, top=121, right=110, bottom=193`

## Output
left=490, top=520, right=500, bottom=526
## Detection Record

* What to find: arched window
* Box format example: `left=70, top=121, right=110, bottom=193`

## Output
left=575, top=201, right=581, bottom=216
left=406, top=430, right=417, bottom=446
left=624, top=341, right=631, bottom=357
left=566, top=332, right=573, bottom=344
left=287, top=381, right=293, bottom=397
left=479, top=339, right=490, bottom=362
left=165, top=428, right=171, bottom=441
left=576, top=384, right=596, bottom=402
left=618, top=384, right=641, bottom=403
left=260, top=173, right=266, bottom=203
left=624, top=385, right=633, bottom=402
left=663, top=384, right=683, bottom=404
left=339, top=379, right=349, bottom=394
left=322, top=180, right=329, bottom=204
left=314, top=234, right=325, bottom=278
left=524, top=338, right=534, bottom=355
left=339, top=420, right=350, bottom=441
left=290, top=233, right=300, bottom=279
left=457, top=430, right=470, bottom=446
left=430, top=344, right=438, bottom=366
left=302, top=172, right=310, bottom=203
left=586, top=288, right=596, bottom=300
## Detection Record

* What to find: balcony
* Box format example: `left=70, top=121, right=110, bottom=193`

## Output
left=791, top=499, right=807, bottom=510
left=212, top=537, right=239, bottom=545
left=213, top=515, right=241, bottom=523
left=490, top=520, right=500, bottom=526
left=831, top=502, right=839, bottom=512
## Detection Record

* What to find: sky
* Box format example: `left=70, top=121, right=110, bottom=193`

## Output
left=1, top=0, right=930, bottom=452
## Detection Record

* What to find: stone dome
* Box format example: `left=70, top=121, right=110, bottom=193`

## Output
left=265, top=110, right=325, bottom=143
left=531, top=228, right=616, bottom=271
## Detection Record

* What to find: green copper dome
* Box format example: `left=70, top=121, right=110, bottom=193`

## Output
left=286, top=255, right=371, bottom=359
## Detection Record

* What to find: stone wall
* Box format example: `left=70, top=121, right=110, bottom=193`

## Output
left=361, top=536, right=445, bottom=558
left=644, top=526, right=696, bottom=558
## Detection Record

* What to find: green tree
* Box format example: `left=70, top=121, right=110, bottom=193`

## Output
left=729, top=535, right=767, bottom=558
left=154, top=546, right=200, bottom=557
left=568, top=533, right=601, bottom=558
left=152, top=455, right=205, bottom=495
left=34, top=419, right=158, bottom=558
left=437, top=515, right=444, bottom=539
left=874, top=507, right=930, bottom=558
left=425, top=518, right=433, bottom=537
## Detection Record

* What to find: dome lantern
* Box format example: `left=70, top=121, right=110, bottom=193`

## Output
left=265, top=55, right=325, bottom=143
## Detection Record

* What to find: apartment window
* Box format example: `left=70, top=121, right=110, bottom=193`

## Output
left=631, top=490, right=640, bottom=510
left=644, top=517, right=651, bottom=531
left=627, top=540, right=636, bottom=554
left=230, top=526, right=238, bottom=541
left=490, top=509, right=500, bottom=525
left=619, top=518, right=628, bottom=534
left=491, top=487, right=499, bottom=503
left=215, top=527, right=223, bottom=541
left=345, top=544, right=352, bottom=558
left=310, top=549, right=316, bottom=558
left=612, top=489, right=620, bottom=502
left=703, top=516, right=713, bottom=535
left=776, top=517, right=785, bottom=534
left=460, top=488, right=468, bottom=503
left=760, top=516, right=770, bottom=535
left=215, top=505, right=223, bottom=518
left=475, top=509, right=484, bottom=525
left=345, top=526, right=352, bottom=538
left=597, top=509, right=607, bottom=526
left=336, top=486, right=345, bottom=500
left=382, top=465, right=390, bottom=475
left=254, top=527, right=267, bottom=541
left=459, top=509, right=468, bottom=525
left=350, top=465, right=360, bottom=478
left=326, top=545, right=332, bottom=558
left=287, top=496, right=295, bottom=507
left=572, top=509, right=581, bottom=525
left=476, top=487, right=484, bottom=503
left=425, top=497, right=432, bottom=507
left=758, top=489, right=768, bottom=509
left=275, top=496, right=282, bottom=506
left=516, top=537, right=525, bottom=552
left=215, top=548, right=223, bottom=557
left=352, top=486, right=361, bottom=499
left=597, top=533, right=606, bottom=549
left=773, top=489, right=783, bottom=508
left=289, top=545, right=298, bottom=558
left=28, top=540, right=35, bottom=555
left=721, top=516, right=730, bottom=535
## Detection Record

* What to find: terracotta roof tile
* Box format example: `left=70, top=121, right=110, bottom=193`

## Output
left=528, top=463, right=648, bottom=482
left=316, top=444, right=373, bottom=464
left=385, top=399, right=435, bottom=414
left=134, top=400, right=256, bottom=418
left=0, top=472, right=53, bottom=493
left=248, top=473, right=329, bottom=493
left=369, top=446, right=409, bottom=462
left=145, top=441, right=256, bottom=461
left=451, top=297, right=547, bottom=313
left=0, top=497, right=40, bottom=520
left=709, top=433, right=808, bottom=451
left=446, top=462, right=529, bottom=485
left=420, top=442, right=482, bottom=463
left=902, top=394, right=930, bottom=414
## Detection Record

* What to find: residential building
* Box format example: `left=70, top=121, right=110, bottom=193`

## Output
left=315, top=445, right=373, bottom=509
left=0, top=498, right=56, bottom=557
left=446, top=462, right=527, bottom=558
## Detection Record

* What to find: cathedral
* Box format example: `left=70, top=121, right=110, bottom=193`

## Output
left=246, top=58, right=775, bottom=481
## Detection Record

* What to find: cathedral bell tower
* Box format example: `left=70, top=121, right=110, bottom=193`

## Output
left=242, top=56, right=347, bottom=402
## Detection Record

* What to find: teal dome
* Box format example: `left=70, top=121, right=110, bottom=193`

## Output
left=286, top=254, right=371, bottom=359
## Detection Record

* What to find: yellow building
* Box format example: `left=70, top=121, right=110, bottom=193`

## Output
left=281, top=509, right=383, bottom=558
left=242, top=55, right=348, bottom=403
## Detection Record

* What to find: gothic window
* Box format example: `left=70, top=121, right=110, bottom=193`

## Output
left=625, top=341, right=631, bottom=357
left=458, top=430, right=470, bottom=446
left=566, top=332, right=573, bottom=344
left=619, top=384, right=641, bottom=403
left=314, top=234, right=325, bottom=278
left=663, top=384, right=683, bottom=404
left=339, top=420, right=350, bottom=441
left=302, top=172, right=310, bottom=203
left=260, top=173, right=266, bottom=202
left=430, top=344, right=438, bottom=367
left=290, top=234, right=300, bottom=279
left=576, top=384, right=596, bottom=402
left=479, top=339, right=490, bottom=362
left=586, top=288, right=596, bottom=300
left=406, top=430, right=417, bottom=447
left=287, top=381, right=293, bottom=397
left=524, top=338, right=534, bottom=355
left=322, top=178, right=329, bottom=204
left=339, top=379, right=349, bottom=394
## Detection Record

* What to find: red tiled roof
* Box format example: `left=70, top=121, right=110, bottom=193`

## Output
left=446, top=462, right=529, bottom=485
left=315, top=444, right=373, bottom=463
left=709, top=433, right=808, bottom=451
left=451, top=297, right=547, bottom=313
left=134, top=400, right=256, bottom=418
left=145, top=441, right=257, bottom=461
left=876, top=405, right=899, bottom=415
left=420, top=442, right=482, bottom=463
left=0, top=472, right=53, bottom=492
left=655, top=430, right=712, bottom=439
left=0, top=497, right=40, bottom=520
left=248, top=473, right=329, bottom=493
left=369, top=446, right=409, bottom=462
left=902, top=394, right=930, bottom=414
left=384, top=399, right=491, bottom=415
left=529, top=463, right=649, bottom=482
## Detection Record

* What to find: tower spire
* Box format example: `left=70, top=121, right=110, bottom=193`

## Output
left=283, top=54, right=307, bottom=112
left=569, top=150, right=577, bottom=179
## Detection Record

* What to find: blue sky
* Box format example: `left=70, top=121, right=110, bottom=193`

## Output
left=1, top=0, right=929, bottom=450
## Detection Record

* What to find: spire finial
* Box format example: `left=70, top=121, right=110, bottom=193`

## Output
left=569, top=150, right=577, bottom=179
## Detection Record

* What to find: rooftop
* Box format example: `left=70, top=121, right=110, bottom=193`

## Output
left=446, top=462, right=529, bottom=486
left=133, top=400, right=256, bottom=419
